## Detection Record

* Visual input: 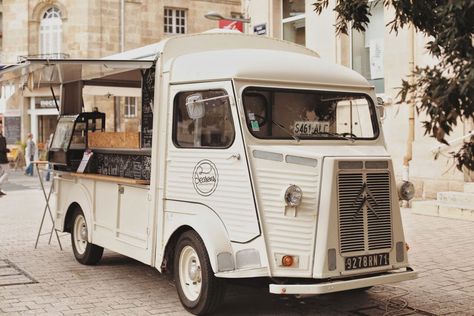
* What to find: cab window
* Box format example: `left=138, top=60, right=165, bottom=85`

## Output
left=173, top=90, right=235, bottom=148
left=242, top=87, right=379, bottom=140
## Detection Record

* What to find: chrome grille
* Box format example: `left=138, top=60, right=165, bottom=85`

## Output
left=338, top=168, right=392, bottom=254
left=338, top=173, right=365, bottom=253
left=366, top=172, right=392, bottom=250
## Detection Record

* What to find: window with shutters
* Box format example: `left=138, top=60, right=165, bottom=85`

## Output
left=164, top=8, right=186, bottom=34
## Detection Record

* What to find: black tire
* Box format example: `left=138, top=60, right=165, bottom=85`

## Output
left=174, top=231, right=226, bottom=315
left=70, top=207, right=103, bottom=265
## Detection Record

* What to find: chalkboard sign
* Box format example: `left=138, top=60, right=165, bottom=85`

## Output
left=95, top=152, right=151, bottom=180
left=141, top=67, right=155, bottom=148
left=4, top=116, right=21, bottom=145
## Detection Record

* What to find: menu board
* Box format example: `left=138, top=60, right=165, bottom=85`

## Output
left=76, top=151, right=94, bottom=174
left=4, top=116, right=21, bottom=145
left=95, top=152, right=151, bottom=180
left=141, top=67, right=155, bottom=148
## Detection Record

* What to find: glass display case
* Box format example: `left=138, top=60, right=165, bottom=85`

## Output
left=48, top=112, right=105, bottom=171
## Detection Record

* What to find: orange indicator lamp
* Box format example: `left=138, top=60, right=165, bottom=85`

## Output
left=282, top=255, right=294, bottom=267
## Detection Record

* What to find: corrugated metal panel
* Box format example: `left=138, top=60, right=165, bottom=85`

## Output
left=338, top=173, right=365, bottom=253
left=337, top=165, right=392, bottom=254
left=251, top=154, right=320, bottom=272
left=366, top=172, right=392, bottom=250
left=165, top=149, right=260, bottom=242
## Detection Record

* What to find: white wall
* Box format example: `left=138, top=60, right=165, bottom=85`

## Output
left=305, top=0, right=337, bottom=62
left=243, top=0, right=470, bottom=196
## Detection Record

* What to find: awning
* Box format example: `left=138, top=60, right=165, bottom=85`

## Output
left=0, top=59, right=154, bottom=86
left=82, top=85, right=141, bottom=97
left=23, top=86, right=61, bottom=97
left=5, top=88, right=22, bottom=115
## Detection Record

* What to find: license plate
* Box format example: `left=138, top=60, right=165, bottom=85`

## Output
left=293, top=121, right=330, bottom=135
left=345, top=253, right=389, bottom=270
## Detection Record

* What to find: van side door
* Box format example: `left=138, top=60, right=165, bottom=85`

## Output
left=164, top=81, right=260, bottom=243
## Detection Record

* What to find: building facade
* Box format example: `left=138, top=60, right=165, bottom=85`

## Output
left=0, top=0, right=240, bottom=153
left=243, top=0, right=473, bottom=197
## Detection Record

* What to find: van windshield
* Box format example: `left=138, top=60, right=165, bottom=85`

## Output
left=242, top=87, right=379, bottom=140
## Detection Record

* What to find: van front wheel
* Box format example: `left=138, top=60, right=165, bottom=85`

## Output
left=174, top=231, right=225, bottom=315
left=71, top=208, right=103, bottom=265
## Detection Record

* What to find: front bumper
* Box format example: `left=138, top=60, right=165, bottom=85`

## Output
left=269, top=267, right=417, bottom=295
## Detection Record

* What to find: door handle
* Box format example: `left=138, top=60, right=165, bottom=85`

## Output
left=227, top=153, right=241, bottom=160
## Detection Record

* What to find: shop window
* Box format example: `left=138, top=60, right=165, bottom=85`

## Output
left=124, top=97, right=137, bottom=118
left=351, top=1, right=384, bottom=93
left=39, top=7, right=63, bottom=58
left=173, top=90, right=235, bottom=148
left=164, top=8, right=186, bottom=34
left=282, top=0, right=305, bottom=45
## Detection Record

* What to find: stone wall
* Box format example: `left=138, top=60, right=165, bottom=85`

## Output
left=1, top=0, right=241, bottom=144
left=3, top=0, right=241, bottom=60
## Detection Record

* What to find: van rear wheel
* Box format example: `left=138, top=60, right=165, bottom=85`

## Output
left=174, top=231, right=226, bottom=315
left=71, top=208, right=103, bottom=265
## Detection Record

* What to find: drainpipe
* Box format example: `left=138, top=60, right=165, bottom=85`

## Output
left=403, top=25, right=416, bottom=182
left=120, top=0, right=125, bottom=52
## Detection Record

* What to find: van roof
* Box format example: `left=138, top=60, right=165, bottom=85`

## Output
left=169, top=48, right=369, bottom=89
left=107, top=32, right=370, bottom=89
left=105, top=31, right=320, bottom=62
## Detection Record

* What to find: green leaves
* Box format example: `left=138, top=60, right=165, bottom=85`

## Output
left=453, top=141, right=474, bottom=172
left=314, top=0, right=474, bottom=170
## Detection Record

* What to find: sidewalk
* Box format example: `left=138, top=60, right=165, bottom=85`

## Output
left=0, top=170, right=473, bottom=315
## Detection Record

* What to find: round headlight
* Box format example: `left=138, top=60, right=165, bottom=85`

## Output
left=397, top=181, right=415, bottom=201
left=284, top=185, right=303, bottom=207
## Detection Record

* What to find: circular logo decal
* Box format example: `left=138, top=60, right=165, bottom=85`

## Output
left=192, top=160, right=219, bottom=196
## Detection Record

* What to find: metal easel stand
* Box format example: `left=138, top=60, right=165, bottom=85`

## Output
left=34, top=162, right=63, bottom=250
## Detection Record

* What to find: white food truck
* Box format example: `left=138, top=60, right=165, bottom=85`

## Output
left=1, top=32, right=416, bottom=315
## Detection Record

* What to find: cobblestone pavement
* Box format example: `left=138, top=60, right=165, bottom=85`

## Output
left=0, top=170, right=473, bottom=315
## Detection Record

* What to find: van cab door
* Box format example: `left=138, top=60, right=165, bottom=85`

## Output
left=164, top=81, right=260, bottom=243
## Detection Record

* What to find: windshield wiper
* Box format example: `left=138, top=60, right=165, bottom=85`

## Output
left=313, top=131, right=355, bottom=142
left=270, top=119, right=300, bottom=142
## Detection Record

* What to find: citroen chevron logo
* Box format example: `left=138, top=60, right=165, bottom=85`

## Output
left=352, top=183, right=379, bottom=219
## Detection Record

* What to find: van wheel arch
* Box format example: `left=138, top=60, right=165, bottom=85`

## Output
left=162, top=225, right=193, bottom=274
left=64, top=202, right=81, bottom=233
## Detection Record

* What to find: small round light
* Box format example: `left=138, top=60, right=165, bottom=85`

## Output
left=397, top=181, right=415, bottom=201
left=282, top=255, right=294, bottom=267
left=284, top=185, right=303, bottom=207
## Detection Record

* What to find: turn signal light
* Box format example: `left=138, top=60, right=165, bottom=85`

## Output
left=405, top=243, right=410, bottom=251
left=282, top=255, right=294, bottom=267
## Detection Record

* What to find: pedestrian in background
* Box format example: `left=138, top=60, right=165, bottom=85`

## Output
left=0, top=131, right=10, bottom=196
left=25, top=133, right=36, bottom=176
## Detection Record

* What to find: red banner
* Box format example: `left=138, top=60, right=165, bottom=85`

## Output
left=218, top=20, right=243, bottom=32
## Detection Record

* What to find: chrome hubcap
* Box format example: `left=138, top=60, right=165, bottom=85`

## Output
left=179, top=245, right=202, bottom=301
left=73, top=214, right=88, bottom=255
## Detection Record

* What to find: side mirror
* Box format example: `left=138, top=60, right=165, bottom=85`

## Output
left=185, top=93, right=206, bottom=119
left=376, top=97, right=385, bottom=120
left=377, top=105, right=385, bottom=120
left=184, top=93, right=230, bottom=120
left=376, top=96, right=384, bottom=106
